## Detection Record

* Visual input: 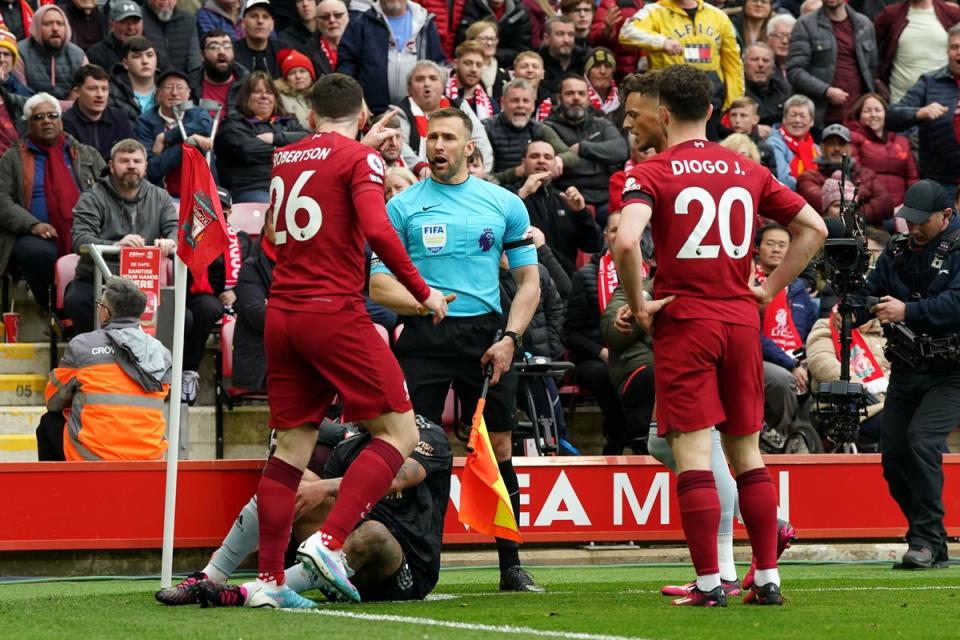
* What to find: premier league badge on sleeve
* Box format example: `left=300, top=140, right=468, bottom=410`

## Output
left=422, top=224, right=447, bottom=254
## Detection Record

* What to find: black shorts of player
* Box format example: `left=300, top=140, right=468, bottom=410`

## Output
left=395, top=313, right=518, bottom=432
left=355, top=520, right=435, bottom=602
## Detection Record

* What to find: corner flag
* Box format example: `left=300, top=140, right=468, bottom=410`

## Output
left=177, top=145, right=229, bottom=280
left=458, top=395, right=522, bottom=542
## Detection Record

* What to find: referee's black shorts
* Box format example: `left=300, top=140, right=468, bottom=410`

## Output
left=395, top=313, right=517, bottom=432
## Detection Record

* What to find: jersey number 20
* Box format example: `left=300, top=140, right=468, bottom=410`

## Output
left=270, top=170, right=322, bottom=245
left=675, top=186, right=754, bottom=259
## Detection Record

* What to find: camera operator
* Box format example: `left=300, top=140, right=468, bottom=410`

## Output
left=849, top=179, right=960, bottom=570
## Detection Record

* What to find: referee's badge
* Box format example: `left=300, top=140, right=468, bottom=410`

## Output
left=422, top=224, right=447, bottom=254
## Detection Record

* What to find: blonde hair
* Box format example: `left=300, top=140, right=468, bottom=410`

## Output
left=720, top=133, right=761, bottom=163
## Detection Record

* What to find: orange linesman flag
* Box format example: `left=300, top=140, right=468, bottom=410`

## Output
left=177, top=145, right=230, bottom=280
left=458, top=397, right=522, bottom=542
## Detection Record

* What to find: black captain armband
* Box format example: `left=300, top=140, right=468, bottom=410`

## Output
left=504, top=237, right=535, bottom=250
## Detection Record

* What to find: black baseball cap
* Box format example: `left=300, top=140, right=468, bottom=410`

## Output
left=896, top=179, right=952, bottom=224
left=157, top=68, right=190, bottom=87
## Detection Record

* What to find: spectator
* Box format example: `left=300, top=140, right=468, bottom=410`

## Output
left=0, top=25, right=28, bottom=97
left=560, top=0, right=594, bottom=43
left=619, top=0, right=743, bottom=136
left=508, top=139, right=603, bottom=274
left=523, top=0, right=558, bottom=50
left=545, top=74, right=628, bottom=210
left=752, top=222, right=818, bottom=438
left=280, top=0, right=344, bottom=75
left=584, top=47, right=618, bottom=115
left=720, top=131, right=763, bottom=164
left=142, top=0, right=204, bottom=76
left=464, top=20, right=509, bottom=102
left=0, top=92, right=104, bottom=312
left=65, top=138, right=176, bottom=334
left=196, top=0, right=244, bottom=41
left=109, top=36, right=159, bottom=122
left=136, top=69, right=215, bottom=198
left=540, top=16, right=586, bottom=95
left=564, top=214, right=628, bottom=455
left=215, top=70, right=308, bottom=201
left=455, top=0, right=531, bottom=70
left=276, top=48, right=316, bottom=128
left=38, top=276, right=171, bottom=462
left=513, top=50, right=553, bottom=118
left=63, top=64, right=136, bottom=162
left=15, top=5, right=87, bottom=100
left=189, top=29, right=250, bottom=113
left=887, top=25, right=960, bottom=199
left=820, top=173, right=855, bottom=218
left=765, top=13, right=794, bottom=81
left=482, top=79, right=576, bottom=184
left=732, top=0, right=774, bottom=48
left=787, top=0, right=877, bottom=126
left=766, top=93, right=818, bottom=189
left=0, top=28, right=32, bottom=155
left=384, top=165, right=417, bottom=200
left=874, top=0, right=960, bottom=105
left=88, top=2, right=172, bottom=75
left=847, top=92, right=918, bottom=207
left=724, top=97, right=778, bottom=174
left=587, top=0, right=644, bottom=79
left=0, top=0, right=31, bottom=40
left=392, top=60, right=493, bottom=174
left=743, top=42, right=791, bottom=129
left=64, top=0, right=108, bottom=52
left=797, top=123, right=895, bottom=226
left=371, top=111, right=408, bottom=169
left=234, top=0, right=282, bottom=77
left=337, top=0, right=445, bottom=115
left=232, top=205, right=276, bottom=392
left=447, top=40, right=498, bottom=121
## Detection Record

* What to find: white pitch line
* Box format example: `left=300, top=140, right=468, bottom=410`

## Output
left=620, top=585, right=960, bottom=595
left=284, top=608, right=652, bottom=640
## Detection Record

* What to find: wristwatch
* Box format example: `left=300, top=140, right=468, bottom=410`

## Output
left=504, top=330, right=522, bottom=348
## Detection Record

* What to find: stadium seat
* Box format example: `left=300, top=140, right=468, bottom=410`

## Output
left=230, top=202, right=269, bottom=238
left=214, top=315, right=267, bottom=458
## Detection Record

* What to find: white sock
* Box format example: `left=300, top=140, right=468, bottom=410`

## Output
left=696, top=573, right=721, bottom=592
left=201, top=562, right=229, bottom=584
left=717, top=533, right=737, bottom=582
left=754, top=568, right=781, bottom=587
left=283, top=563, right=317, bottom=593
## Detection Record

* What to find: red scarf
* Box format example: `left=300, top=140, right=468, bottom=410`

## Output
left=35, top=134, right=79, bottom=258
left=413, top=97, right=451, bottom=138
left=598, top=250, right=647, bottom=312
left=320, top=38, right=337, bottom=70
left=779, top=126, right=817, bottom=179
left=190, top=223, right=240, bottom=295
left=829, top=311, right=885, bottom=383
left=755, top=264, right=802, bottom=352
left=536, top=97, right=553, bottom=122
left=445, top=75, right=494, bottom=120
left=587, top=79, right=619, bottom=114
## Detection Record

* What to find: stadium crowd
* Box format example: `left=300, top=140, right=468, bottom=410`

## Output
left=1, top=0, right=958, bottom=460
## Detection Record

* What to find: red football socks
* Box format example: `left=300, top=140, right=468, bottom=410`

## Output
left=737, top=467, right=779, bottom=570
left=256, top=456, right=303, bottom=584
left=319, top=438, right=404, bottom=550
left=677, top=470, right=721, bottom=576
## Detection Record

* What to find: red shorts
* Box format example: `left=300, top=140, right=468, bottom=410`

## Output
left=653, top=317, right=763, bottom=437
left=264, top=302, right=411, bottom=428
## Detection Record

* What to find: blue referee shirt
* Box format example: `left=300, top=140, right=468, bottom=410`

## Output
left=371, top=176, right=537, bottom=316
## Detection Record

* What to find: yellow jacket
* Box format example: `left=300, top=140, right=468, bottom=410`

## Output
left=619, top=0, right=744, bottom=110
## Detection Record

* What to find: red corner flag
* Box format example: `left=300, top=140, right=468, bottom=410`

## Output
left=177, top=145, right=229, bottom=279
left=458, top=397, right=522, bottom=542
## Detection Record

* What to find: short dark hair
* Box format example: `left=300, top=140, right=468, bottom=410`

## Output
left=864, top=226, right=891, bottom=247
left=559, top=72, right=588, bottom=91
left=103, top=276, right=147, bottom=318
left=544, top=15, right=573, bottom=36
left=559, top=0, right=592, bottom=13
left=620, top=70, right=660, bottom=103
left=310, top=73, right=363, bottom=120
left=236, top=71, right=287, bottom=118
left=122, top=35, right=156, bottom=57
left=755, top=221, right=789, bottom=246
left=74, top=64, right=109, bottom=88
left=428, top=107, right=473, bottom=137
left=658, top=64, right=713, bottom=122
left=201, top=28, right=233, bottom=49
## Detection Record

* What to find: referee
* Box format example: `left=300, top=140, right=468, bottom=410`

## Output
left=370, top=107, right=544, bottom=592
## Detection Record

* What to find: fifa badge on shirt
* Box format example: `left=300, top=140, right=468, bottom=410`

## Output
left=422, top=224, right=447, bottom=254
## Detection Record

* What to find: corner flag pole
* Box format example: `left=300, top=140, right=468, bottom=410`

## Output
left=160, top=253, right=189, bottom=588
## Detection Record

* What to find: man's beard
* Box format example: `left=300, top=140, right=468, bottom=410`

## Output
left=42, top=38, right=64, bottom=54
left=156, top=8, right=174, bottom=21
left=507, top=114, right=530, bottom=128
left=562, top=104, right=585, bottom=122
left=205, top=60, right=235, bottom=83
left=429, top=155, right=463, bottom=181
left=119, top=173, right=143, bottom=191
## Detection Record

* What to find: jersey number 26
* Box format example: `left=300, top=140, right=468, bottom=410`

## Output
left=270, top=170, right=322, bottom=245
left=675, top=186, right=755, bottom=260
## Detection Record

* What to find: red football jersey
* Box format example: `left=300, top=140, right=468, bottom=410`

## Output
left=621, top=139, right=806, bottom=327
left=269, top=132, right=428, bottom=312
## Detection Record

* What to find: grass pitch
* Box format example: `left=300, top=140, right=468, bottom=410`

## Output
left=2, top=563, right=958, bottom=640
